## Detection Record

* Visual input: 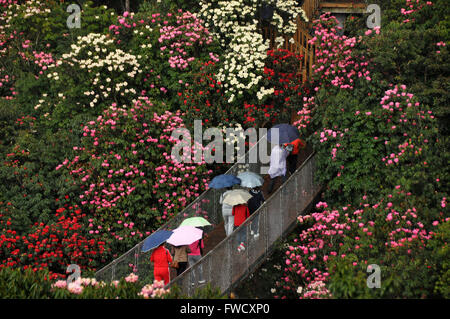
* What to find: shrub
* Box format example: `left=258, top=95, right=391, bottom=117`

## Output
left=196, top=0, right=308, bottom=104
left=108, top=8, right=221, bottom=112
left=0, top=267, right=225, bottom=299
left=56, top=98, right=212, bottom=255
left=278, top=191, right=448, bottom=299
left=0, top=203, right=108, bottom=275
left=278, top=9, right=448, bottom=299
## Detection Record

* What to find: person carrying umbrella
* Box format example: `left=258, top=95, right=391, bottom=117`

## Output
left=150, top=243, right=173, bottom=285
left=267, top=144, right=290, bottom=193
left=209, top=174, right=241, bottom=237
left=165, top=225, right=204, bottom=285
left=247, top=186, right=265, bottom=239
left=284, top=137, right=306, bottom=176
left=188, top=236, right=205, bottom=285
left=221, top=189, right=252, bottom=252
left=172, top=245, right=189, bottom=276
left=233, top=203, right=250, bottom=252
left=220, top=187, right=235, bottom=236
left=237, top=171, right=265, bottom=239
left=267, top=124, right=299, bottom=193
left=142, top=230, right=173, bottom=285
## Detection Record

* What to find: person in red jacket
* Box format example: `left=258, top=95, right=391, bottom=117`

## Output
left=284, top=138, right=306, bottom=175
left=150, top=243, right=173, bottom=285
left=232, top=204, right=250, bottom=252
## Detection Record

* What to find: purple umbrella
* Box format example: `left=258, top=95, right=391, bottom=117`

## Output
left=166, top=225, right=203, bottom=246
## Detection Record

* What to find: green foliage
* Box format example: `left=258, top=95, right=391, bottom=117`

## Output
left=276, top=6, right=449, bottom=299
left=138, top=0, right=201, bottom=15
left=0, top=267, right=225, bottom=299
left=183, top=283, right=225, bottom=299
left=326, top=258, right=372, bottom=299
left=0, top=268, right=54, bottom=299
left=428, top=220, right=450, bottom=298
left=110, top=6, right=222, bottom=113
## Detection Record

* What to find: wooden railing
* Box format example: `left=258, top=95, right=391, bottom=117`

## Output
left=263, top=0, right=320, bottom=83
left=303, top=0, right=321, bottom=22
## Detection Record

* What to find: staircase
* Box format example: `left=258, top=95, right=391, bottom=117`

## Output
left=168, top=148, right=321, bottom=296
left=94, top=0, right=330, bottom=295
left=95, top=132, right=321, bottom=296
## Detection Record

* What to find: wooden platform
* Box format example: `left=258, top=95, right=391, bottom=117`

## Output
left=319, top=2, right=367, bottom=14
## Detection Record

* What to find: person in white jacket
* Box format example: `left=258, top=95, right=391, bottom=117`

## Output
left=220, top=187, right=234, bottom=236
left=267, top=144, right=290, bottom=193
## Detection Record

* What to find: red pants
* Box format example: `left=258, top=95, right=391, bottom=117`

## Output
left=154, top=267, right=170, bottom=285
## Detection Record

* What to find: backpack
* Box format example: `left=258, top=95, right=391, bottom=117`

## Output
left=198, top=239, right=203, bottom=256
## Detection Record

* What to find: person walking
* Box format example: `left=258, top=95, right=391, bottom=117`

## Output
left=220, top=187, right=234, bottom=236
left=150, top=243, right=173, bottom=285
left=232, top=203, right=250, bottom=252
left=284, top=137, right=306, bottom=175
left=267, top=144, right=290, bottom=193
left=172, top=245, right=189, bottom=276
left=247, top=187, right=265, bottom=239
left=188, top=238, right=205, bottom=284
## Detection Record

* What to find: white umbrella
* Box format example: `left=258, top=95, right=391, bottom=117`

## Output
left=237, top=171, right=264, bottom=188
left=222, top=189, right=252, bottom=206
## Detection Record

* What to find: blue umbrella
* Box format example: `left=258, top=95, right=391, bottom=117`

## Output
left=237, top=171, right=264, bottom=188
left=267, top=124, right=300, bottom=144
left=208, top=174, right=241, bottom=189
left=141, top=230, right=173, bottom=253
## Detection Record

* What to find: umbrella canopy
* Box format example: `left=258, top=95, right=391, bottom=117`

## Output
left=237, top=171, right=264, bottom=188
left=208, top=174, right=241, bottom=189
left=267, top=123, right=300, bottom=144
left=141, top=230, right=173, bottom=253
left=222, top=189, right=252, bottom=206
left=180, top=217, right=212, bottom=227
left=166, top=225, right=203, bottom=246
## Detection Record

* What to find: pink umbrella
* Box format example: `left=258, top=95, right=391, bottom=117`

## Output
left=166, top=225, right=203, bottom=246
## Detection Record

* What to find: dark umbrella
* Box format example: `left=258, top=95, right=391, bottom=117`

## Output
left=267, top=124, right=300, bottom=144
left=208, top=174, right=241, bottom=189
left=141, top=230, right=173, bottom=253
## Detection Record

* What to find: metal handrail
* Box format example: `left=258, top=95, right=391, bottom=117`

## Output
left=94, top=134, right=268, bottom=279
left=168, top=151, right=320, bottom=296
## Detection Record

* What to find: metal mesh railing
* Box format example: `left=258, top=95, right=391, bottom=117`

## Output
left=95, top=135, right=271, bottom=283
left=95, top=133, right=320, bottom=296
left=168, top=151, right=320, bottom=296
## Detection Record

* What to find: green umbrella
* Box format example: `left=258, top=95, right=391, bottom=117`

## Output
left=180, top=217, right=212, bottom=227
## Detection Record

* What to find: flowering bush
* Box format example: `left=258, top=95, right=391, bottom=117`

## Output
left=276, top=10, right=449, bottom=299
left=0, top=267, right=224, bottom=299
left=33, top=32, right=141, bottom=124
left=0, top=203, right=107, bottom=276
left=258, top=48, right=306, bottom=125
left=108, top=8, right=221, bottom=112
left=0, top=1, right=116, bottom=103
left=1, top=1, right=222, bottom=273
left=196, top=0, right=308, bottom=103
left=296, top=13, right=444, bottom=205
left=56, top=98, right=212, bottom=253
left=51, top=275, right=170, bottom=299
left=277, top=191, right=448, bottom=299
left=179, top=48, right=306, bottom=129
